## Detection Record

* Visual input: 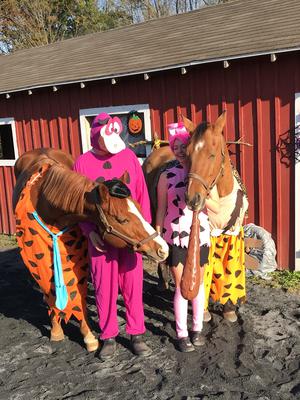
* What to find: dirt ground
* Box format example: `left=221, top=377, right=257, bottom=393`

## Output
left=0, top=247, right=299, bottom=400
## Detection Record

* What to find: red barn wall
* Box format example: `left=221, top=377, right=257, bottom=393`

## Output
left=0, top=52, right=298, bottom=269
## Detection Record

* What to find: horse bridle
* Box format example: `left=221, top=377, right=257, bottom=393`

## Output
left=95, top=202, right=158, bottom=252
left=188, top=143, right=225, bottom=198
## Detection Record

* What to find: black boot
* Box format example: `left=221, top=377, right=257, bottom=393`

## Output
left=190, top=331, right=205, bottom=347
left=130, top=335, right=152, bottom=357
left=177, top=337, right=195, bottom=353
left=99, top=338, right=117, bottom=360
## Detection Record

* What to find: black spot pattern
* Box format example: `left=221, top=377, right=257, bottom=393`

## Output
left=66, top=278, right=75, bottom=287
left=172, top=199, right=179, bottom=207
left=66, top=255, right=75, bottom=262
left=235, top=270, right=242, bottom=277
left=213, top=252, right=221, bottom=259
left=29, top=227, right=38, bottom=235
left=78, top=277, right=86, bottom=285
left=224, top=283, right=232, bottom=289
left=222, top=293, right=231, bottom=298
left=103, top=161, right=112, bottom=169
left=171, top=231, right=179, bottom=239
left=172, top=217, right=179, bottom=224
left=16, top=219, right=21, bottom=225
left=175, top=181, right=185, bottom=188
left=35, top=253, right=44, bottom=260
left=179, top=209, right=185, bottom=216
left=32, top=273, right=41, bottom=280
left=29, top=260, right=37, bottom=268
left=59, top=311, right=66, bottom=319
left=235, top=284, right=244, bottom=290
left=72, top=306, right=81, bottom=312
left=27, top=213, right=35, bottom=220
left=179, top=231, right=189, bottom=239
left=167, top=172, right=176, bottom=179
left=214, top=274, right=222, bottom=279
left=70, top=291, right=77, bottom=300
left=63, top=268, right=72, bottom=272
left=25, top=240, right=33, bottom=247
left=16, top=231, right=23, bottom=237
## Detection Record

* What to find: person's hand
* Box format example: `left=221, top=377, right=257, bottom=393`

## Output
left=89, top=231, right=106, bottom=252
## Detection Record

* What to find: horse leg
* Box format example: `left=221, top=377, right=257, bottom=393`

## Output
left=50, top=314, right=65, bottom=341
left=80, top=316, right=99, bottom=352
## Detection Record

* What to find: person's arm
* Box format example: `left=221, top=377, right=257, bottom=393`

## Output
left=155, top=172, right=168, bottom=235
left=206, top=186, right=220, bottom=213
left=132, top=154, right=152, bottom=223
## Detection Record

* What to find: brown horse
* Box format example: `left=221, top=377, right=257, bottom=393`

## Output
left=14, top=148, right=169, bottom=350
left=143, top=113, right=249, bottom=292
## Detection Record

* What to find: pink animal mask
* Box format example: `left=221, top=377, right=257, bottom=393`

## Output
left=91, top=112, right=125, bottom=154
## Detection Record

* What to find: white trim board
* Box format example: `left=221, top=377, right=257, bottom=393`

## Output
left=0, top=117, right=19, bottom=167
left=295, top=93, right=300, bottom=271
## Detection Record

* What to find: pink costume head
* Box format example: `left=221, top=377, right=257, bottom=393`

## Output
left=167, top=122, right=190, bottom=151
left=90, top=112, right=125, bottom=154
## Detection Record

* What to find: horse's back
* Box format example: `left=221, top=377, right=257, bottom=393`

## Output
left=14, top=148, right=74, bottom=179
left=13, top=148, right=75, bottom=211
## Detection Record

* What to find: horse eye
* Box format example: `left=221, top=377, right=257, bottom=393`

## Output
left=116, top=216, right=129, bottom=224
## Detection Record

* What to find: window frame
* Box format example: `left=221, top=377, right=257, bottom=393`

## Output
left=0, top=117, right=19, bottom=166
left=79, top=104, right=152, bottom=162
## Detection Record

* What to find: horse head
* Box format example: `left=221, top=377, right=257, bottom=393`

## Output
left=183, top=112, right=227, bottom=211
left=86, top=174, right=169, bottom=262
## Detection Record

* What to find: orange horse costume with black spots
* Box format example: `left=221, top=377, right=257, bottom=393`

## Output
left=15, top=167, right=89, bottom=323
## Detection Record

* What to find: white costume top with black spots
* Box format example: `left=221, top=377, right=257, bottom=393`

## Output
left=162, top=162, right=210, bottom=248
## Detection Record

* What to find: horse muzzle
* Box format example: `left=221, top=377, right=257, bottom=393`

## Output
left=185, top=192, right=206, bottom=212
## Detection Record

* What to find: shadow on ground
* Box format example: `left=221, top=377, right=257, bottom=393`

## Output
left=0, top=248, right=299, bottom=400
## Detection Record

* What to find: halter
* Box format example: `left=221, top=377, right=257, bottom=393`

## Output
left=95, top=202, right=158, bottom=252
left=188, top=142, right=225, bottom=197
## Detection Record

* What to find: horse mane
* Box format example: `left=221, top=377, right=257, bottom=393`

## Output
left=40, top=164, right=93, bottom=214
left=191, top=122, right=209, bottom=143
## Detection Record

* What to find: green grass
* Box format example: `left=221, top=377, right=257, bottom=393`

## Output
left=0, top=234, right=17, bottom=249
left=249, top=271, right=300, bottom=294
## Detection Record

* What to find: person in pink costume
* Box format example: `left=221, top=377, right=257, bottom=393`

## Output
left=156, top=122, right=218, bottom=353
left=73, top=112, right=153, bottom=360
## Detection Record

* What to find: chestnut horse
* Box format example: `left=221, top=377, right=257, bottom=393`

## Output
left=14, top=148, right=168, bottom=350
left=143, top=113, right=248, bottom=291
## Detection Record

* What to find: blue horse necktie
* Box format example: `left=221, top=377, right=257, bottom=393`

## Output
left=32, top=211, right=69, bottom=311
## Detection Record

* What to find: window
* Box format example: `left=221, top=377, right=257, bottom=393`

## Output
left=79, top=104, right=152, bottom=162
left=0, top=118, right=18, bottom=166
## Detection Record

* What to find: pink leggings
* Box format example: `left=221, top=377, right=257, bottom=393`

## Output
left=88, top=242, right=145, bottom=340
left=174, top=284, right=205, bottom=339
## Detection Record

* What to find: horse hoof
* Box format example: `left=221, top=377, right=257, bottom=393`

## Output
left=84, top=334, right=99, bottom=352
left=50, top=331, right=65, bottom=341
left=203, top=310, right=212, bottom=322
left=223, top=311, right=238, bottom=322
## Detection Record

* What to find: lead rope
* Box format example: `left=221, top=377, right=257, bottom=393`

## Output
left=32, top=211, right=69, bottom=311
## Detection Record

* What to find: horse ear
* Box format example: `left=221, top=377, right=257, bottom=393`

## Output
left=214, top=111, right=226, bottom=135
left=85, top=184, right=109, bottom=206
left=181, top=115, right=196, bottom=135
left=119, top=170, right=130, bottom=185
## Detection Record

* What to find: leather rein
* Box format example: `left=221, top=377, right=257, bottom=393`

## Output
left=188, top=143, right=225, bottom=198
left=95, top=202, right=158, bottom=252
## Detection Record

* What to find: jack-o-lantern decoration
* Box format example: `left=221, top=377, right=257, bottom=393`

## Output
left=128, top=111, right=143, bottom=135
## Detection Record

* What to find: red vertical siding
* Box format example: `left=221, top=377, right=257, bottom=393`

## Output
left=0, top=52, right=298, bottom=268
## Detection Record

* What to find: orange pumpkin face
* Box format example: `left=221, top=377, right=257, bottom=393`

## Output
left=128, top=114, right=143, bottom=135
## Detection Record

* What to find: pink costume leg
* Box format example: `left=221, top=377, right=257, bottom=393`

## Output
left=88, top=241, right=120, bottom=340
left=174, top=287, right=188, bottom=339
left=118, top=249, right=146, bottom=335
left=192, top=282, right=205, bottom=332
